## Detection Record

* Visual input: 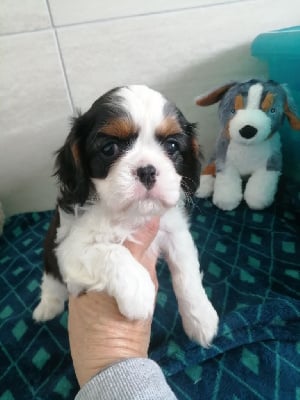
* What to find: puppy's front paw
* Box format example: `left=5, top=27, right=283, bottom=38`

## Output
left=181, top=301, right=219, bottom=348
left=33, top=298, right=65, bottom=322
left=114, top=266, right=156, bottom=320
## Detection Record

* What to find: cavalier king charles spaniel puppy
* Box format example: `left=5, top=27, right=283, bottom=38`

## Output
left=33, top=85, right=218, bottom=347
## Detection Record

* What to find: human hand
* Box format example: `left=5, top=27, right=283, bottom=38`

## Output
left=68, top=217, right=160, bottom=387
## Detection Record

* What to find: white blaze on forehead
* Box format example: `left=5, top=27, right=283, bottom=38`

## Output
left=246, top=83, right=264, bottom=109
left=118, top=85, right=167, bottom=141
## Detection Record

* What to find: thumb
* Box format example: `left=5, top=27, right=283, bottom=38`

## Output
left=125, top=216, right=160, bottom=258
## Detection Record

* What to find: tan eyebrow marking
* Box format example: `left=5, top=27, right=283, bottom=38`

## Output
left=100, top=118, right=138, bottom=139
left=261, top=92, right=274, bottom=112
left=156, top=116, right=182, bottom=137
left=234, top=94, right=244, bottom=110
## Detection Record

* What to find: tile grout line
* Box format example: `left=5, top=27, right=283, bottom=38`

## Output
left=0, top=0, right=252, bottom=38
left=0, top=26, right=52, bottom=37
left=50, top=0, right=252, bottom=31
left=45, top=0, right=76, bottom=114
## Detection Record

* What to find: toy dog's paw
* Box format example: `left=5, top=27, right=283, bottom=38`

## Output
left=195, top=175, right=215, bottom=198
left=244, top=170, right=280, bottom=210
left=212, top=171, right=242, bottom=210
left=181, top=301, right=219, bottom=348
left=115, top=266, right=156, bottom=320
left=244, top=190, right=275, bottom=210
left=213, top=190, right=242, bottom=211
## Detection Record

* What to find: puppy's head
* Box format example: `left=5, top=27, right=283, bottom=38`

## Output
left=56, top=85, right=200, bottom=215
left=196, top=79, right=300, bottom=145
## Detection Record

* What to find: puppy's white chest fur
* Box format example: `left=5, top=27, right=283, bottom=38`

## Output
left=54, top=201, right=219, bottom=347
left=56, top=203, right=185, bottom=289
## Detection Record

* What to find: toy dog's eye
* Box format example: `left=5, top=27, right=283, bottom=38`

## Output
left=270, top=108, right=276, bottom=113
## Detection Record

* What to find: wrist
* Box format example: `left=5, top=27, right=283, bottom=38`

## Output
left=69, top=293, right=151, bottom=387
left=74, top=334, right=149, bottom=387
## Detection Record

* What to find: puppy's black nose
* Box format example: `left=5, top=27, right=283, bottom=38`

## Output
left=239, top=125, right=258, bottom=139
left=137, top=165, right=156, bottom=190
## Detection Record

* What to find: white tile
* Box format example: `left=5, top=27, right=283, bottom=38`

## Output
left=49, top=0, right=242, bottom=26
left=0, top=31, right=72, bottom=216
left=57, top=0, right=299, bottom=158
left=0, top=0, right=51, bottom=34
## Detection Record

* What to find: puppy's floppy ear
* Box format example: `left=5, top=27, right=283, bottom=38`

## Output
left=55, top=114, right=91, bottom=210
left=196, top=82, right=237, bottom=106
left=182, top=122, right=202, bottom=196
left=282, top=85, right=300, bottom=130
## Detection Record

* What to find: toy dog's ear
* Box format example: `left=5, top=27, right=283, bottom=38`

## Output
left=282, top=87, right=300, bottom=130
left=196, top=82, right=237, bottom=106
left=55, top=114, right=91, bottom=210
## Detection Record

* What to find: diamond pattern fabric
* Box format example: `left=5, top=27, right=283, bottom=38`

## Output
left=0, top=192, right=299, bottom=399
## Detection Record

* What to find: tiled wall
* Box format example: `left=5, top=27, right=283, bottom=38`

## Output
left=1, top=0, right=299, bottom=216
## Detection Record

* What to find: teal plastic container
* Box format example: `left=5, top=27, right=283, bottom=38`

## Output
left=252, top=26, right=300, bottom=183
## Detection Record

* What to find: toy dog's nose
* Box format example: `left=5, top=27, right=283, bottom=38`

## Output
left=239, top=125, right=258, bottom=139
left=137, top=165, right=157, bottom=190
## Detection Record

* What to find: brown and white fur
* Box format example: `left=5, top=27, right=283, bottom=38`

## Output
left=33, top=85, right=219, bottom=347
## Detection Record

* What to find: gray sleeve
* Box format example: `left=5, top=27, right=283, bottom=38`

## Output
left=75, top=358, right=178, bottom=400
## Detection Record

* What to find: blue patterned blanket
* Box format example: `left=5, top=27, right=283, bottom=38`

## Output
left=0, top=190, right=299, bottom=399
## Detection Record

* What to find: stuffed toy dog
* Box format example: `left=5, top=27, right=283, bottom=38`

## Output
left=195, top=79, right=300, bottom=210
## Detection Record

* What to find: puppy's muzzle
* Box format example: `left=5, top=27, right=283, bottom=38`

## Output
left=239, top=124, right=258, bottom=139
left=137, top=165, right=157, bottom=190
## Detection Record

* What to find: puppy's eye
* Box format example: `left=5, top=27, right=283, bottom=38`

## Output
left=230, top=109, right=236, bottom=114
left=270, top=108, right=276, bottom=113
left=164, top=138, right=180, bottom=156
left=101, top=142, right=119, bottom=158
